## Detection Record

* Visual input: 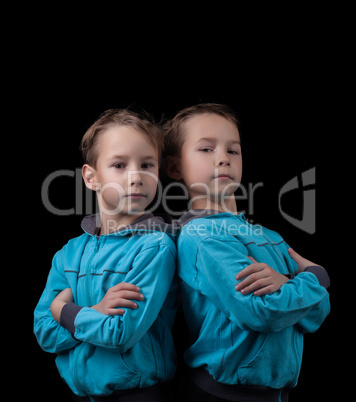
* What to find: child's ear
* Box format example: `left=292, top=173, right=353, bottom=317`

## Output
left=164, top=156, right=182, bottom=180
left=82, top=164, right=98, bottom=191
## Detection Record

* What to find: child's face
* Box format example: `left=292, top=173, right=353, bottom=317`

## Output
left=178, top=113, right=242, bottom=211
left=85, top=125, right=159, bottom=216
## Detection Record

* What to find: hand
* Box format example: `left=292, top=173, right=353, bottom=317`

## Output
left=91, top=282, right=144, bottom=316
left=235, top=257, right=289, bottom=296
left=50, top=288, right=73, bottom=322
left=288, top=248, right=318, bottom=274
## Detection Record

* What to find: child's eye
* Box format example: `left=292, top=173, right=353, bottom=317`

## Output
left=114, top=163, right=125, bottom=169
left=141, top=163, right=154, bottom=169
left=227, top=149, right=240, bottom=155
left=200, top=147, right=213, bottom=152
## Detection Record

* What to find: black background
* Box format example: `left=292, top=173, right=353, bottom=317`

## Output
left=20, top=10, right=350, bottom=401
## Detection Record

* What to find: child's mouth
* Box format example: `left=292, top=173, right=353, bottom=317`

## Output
left=216, top=174, right=233, bottom=180
left=126, top=193, right=147, bottom=199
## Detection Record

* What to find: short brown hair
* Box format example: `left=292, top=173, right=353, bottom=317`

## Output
left=164, top=103, right=240, bottom=157
left=81, top=109, right=164, bottom=167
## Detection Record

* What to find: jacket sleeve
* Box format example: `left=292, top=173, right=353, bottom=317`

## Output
left=67, top=242, right=176, bottom=352
left=33, top=250, right=80, bottom=353
left=179, top=236, right=330, bottom=333
left=293, top=266, right=331, bottom=333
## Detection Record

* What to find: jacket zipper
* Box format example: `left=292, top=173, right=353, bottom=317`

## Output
left=72, top=236, right=101, bottom=396
left=85, top=236, right=100, bottom=306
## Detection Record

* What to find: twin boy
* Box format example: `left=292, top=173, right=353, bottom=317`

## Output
left=34, top=105, right=330, bottom=402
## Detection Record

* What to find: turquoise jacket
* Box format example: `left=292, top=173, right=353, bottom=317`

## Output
left=34, top=213, right=178, bottom=397
left=176, top=210, right=330, bottom=389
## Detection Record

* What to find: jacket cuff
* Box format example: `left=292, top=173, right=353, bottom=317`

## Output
left=304, top=266, right=330, bottom=289
left=60, top=302, right=83, bottom=335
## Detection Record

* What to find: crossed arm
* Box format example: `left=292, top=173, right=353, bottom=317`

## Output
left=35, top=243, right=176, bottom=354
left=51, top=247, right=321, bottom=327
left=235, top=247, right=326, bottom=295
left=50, top=282, right=144, bottom=322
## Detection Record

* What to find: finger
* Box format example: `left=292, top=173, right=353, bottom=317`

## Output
left=110, top=298, right=140, bottom=309
left=110, top=282, right=141, bottom=292
left=235, top=270, right=268, bottom=290
left=236, top=277, right=270, bottom=295
left=247, top=256, right=258, bottom=264
left=236, top=272, right=259, bottom=289
left=112, top=290, right=144, bottom=301
left=287, top=248, right=304, bottom=264
left=236, top=263, right=264, bottom=280
left=253, top=285, right=276, bottom=297
left=109, top=283, right=140, bottom=293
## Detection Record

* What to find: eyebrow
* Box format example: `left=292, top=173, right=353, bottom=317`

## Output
left=195, top=137, right=241, bottom=145
left=108, top=154, right=158, bottom=161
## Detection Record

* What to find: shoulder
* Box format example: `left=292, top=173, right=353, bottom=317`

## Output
left=134, top=230, right=177, bottom=256
left=257, top=225, right=286, bottom=244
left=131, top=232, right=177, bottom=274
left=177, top=217, right=217, bottom=245
left=177, top=216, right=242, bottom=253
left=177, top=213, right=286, bottom=252
left=178, top=212, right=244, bottom=241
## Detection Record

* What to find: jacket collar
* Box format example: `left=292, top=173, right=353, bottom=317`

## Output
left=177, top=209, right=245, bottom=228
left=81, top=212, right=175, bottom=237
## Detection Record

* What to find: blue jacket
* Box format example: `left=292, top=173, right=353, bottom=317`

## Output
left=34, top=213, right=178, bottom=397
left=176, top=210, right=330, bottom=389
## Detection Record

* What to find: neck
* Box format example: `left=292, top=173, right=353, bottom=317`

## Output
left=99, top=211, right=145, bottom=235
left=190, top=196, right=238, bottom=214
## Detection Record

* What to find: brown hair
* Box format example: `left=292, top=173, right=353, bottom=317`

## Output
left=81, top=109, right=164, bottom=167
left=164, top=103, right=240, bottom=157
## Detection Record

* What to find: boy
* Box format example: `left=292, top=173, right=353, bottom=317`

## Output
left=164, top=103, right=330, bottom=402
left=34, top=109, right=178, bottom=401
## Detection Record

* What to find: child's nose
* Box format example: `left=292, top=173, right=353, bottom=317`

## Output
left=216, top=149, right=231, bottom=167
left=217, top=152, right=231, bottom=166
left=129, top=171, right=143, bottom=186
left=219, top=159, right=230, bottom=167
